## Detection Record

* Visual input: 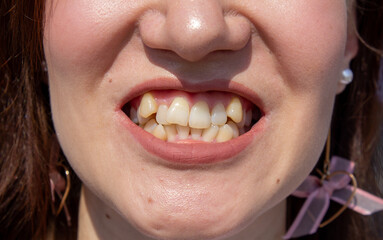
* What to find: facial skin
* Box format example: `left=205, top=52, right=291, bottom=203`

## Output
left=44, top=1, right=358, bottom=239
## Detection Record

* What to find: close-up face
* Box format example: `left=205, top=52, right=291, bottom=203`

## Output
left=43, top=0, right=357, bottom=239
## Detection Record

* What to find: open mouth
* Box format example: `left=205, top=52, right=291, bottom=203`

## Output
left=122, top=90, right=263, bottom=143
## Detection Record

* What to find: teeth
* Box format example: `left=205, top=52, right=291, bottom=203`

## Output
left=137, top=108, right=150, bottom=125
left=216, top=124, right=234, bottom=142
left=211, top=103, right=227, bottom=126
left=176, top=125, right=190, bottom=140
left=164, top=125, right=177, bottom=142
left=152, top=124, right=167, bottom=140
left=156, top=105, right=169, bottom=125
left=226, top=97, right=243, bottom=123
left=237, top=110, right=246, bottom=128
left=166, top=97, right=190, bottom=126
left=139, top=93, right=158, bottom=118
left=130, top=108, right=139, bottom=124
left=227, top=121, right=239, bottom=138
left=189, top=101, right=211, bottom=129
left=143, top=119, right=158, bottom=133
left=191, top=128, right=202, bottom=140
left=202, top=125, right=219, bottom=142
left=245, top=109, right=252, bottom=127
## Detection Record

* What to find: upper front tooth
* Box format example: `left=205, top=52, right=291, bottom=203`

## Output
left=226, top=97, right=243, bottom=123
left=189, top=101, right=211, bottom=129
left=211, top=103, right=227, bottom=126
left=156, top=104, right=169, bottom=125
left=166, top=97, right=190, bottom=126
left=139, top=93, right=158, bottom=118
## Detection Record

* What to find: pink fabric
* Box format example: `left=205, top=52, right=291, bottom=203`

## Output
left=284, top=156, right=383, bottom=239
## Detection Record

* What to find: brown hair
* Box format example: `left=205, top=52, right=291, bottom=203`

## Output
left=0, top=0, right=382, bottom=239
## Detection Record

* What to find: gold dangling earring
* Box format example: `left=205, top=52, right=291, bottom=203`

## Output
left=49, top=135, right=72, bottom=226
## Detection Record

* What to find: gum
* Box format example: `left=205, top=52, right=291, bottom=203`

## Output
left=129, top=90, right=253, bottom=110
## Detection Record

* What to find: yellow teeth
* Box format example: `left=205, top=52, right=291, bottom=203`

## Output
left=130, top=94, right=260, bottom=142
left=156, top=104, right=169, bottom=125
left=226, top=97, right=243, bottom=123
left=216, top=124, right=234, bottom=142
left=143, top=119, right=158, bottom=133
left=164, top=125, right=177, bottom=141
left=211, top=103, right=227, bottom=126
left=189, top=101, right=211, bottom=129
left=167, top=97, right=190, bottom=126
left=202, top=125, right=219, bottom=142
left=152, top=124, right=167, bottom=140
left=176, top=125, right=190, bottom=140
left=191, top=128, right=203, bottom=140
left=139, top=93, right=158, bottom=118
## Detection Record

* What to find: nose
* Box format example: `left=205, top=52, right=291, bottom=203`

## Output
left=139, top=0, right=251, bottom=62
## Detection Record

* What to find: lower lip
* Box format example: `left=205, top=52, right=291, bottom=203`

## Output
left=117, top=111, right=266, bottom=164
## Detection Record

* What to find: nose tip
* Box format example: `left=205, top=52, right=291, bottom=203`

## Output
left=139, top=1, right=251, bottom=62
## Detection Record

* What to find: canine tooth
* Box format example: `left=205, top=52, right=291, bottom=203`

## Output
left=189, top=101, right=211, bottom=129
left=152, top=124, right=167, bottom=140
left=191, top=128, right=202, bottom=140
left=130, top=108, right=138, bottom=124
left=202, top=125, right=219, bottom=142
left=237, top=111, right=246, bottom=128
left=164, top=125, right=177, bottom=142
left=143, top=119, right=158, bottom=133
left=245, top=109, right=252, bottom=127
left=227, top=121, right=239, bottom=138
left=211, top=103, right=227, bottom=126
left=166, top=97, right=190, bottom=126
left=156, top=105, right=169, bottom=125
left=137, top=108, right=150, bottom=125
left=226, top=97, right=243, bottom=123
left=216, top=124, right=234, bottom=142
left=176, top=125, right=190, bottom=140
left=139, top=93, right=158, bottom=118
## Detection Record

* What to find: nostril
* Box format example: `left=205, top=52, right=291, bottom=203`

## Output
left=138, top=2, right=252, bottom=62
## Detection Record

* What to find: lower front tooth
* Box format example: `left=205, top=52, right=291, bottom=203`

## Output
left=227, top=121, right=239, bottom=138
left=164, top=125, right=177, bottom=142
left=176, top=125, right=190, bottom=140
left=191, top=128, right=202, bottom=140
left=152, top=124, right=167, bottom=140
left=144, top=119, right=158, bottom=133
left=202, top=125, right=219, bottom=142
left=216, top=124, right=234, bottom=142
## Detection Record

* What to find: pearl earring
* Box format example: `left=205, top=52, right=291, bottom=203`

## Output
left=340, top=69, right=353, bottom=85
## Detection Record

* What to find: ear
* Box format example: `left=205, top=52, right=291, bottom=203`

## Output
left=337, top=6, right=359, bottom=94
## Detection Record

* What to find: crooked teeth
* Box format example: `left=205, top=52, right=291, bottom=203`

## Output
left=226, top=97, right=243, bottom=123
left=139, top=93, right=158, bottom=118
left=130, top=93, right=260, bottom=142
left=211, top=103, right=227, bottom=126
left=189, top=101, right=211, bottom=129
left=164, top=125, right=177, bottom=141
left=143, top=119, right=158, bottom=133
left=216, top=124, right=234, bottom=142
left=191, top=128, right=202, bottom=140
left=156, top=104, right=169, bottom=125
left=202, top=125, right=219, bottom=142
left=167, top=97, right=190, bottom=126
left=176, top=125, right=190, bottom=140
left=152, top=124, right=167, bottom=140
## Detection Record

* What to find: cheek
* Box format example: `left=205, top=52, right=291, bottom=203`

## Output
left=44, top=0, right=138, bottom=78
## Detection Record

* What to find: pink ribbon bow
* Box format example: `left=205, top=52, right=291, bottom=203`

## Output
left=284, top=156, right=383, bottom=239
